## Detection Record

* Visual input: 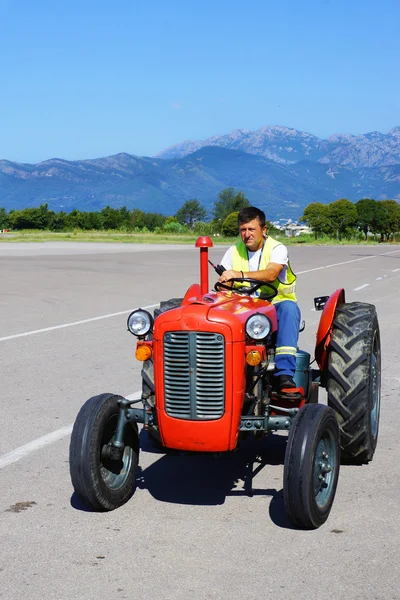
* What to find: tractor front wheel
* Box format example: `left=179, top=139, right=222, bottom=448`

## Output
left=327, top=302, right=381, bottom=463
left=69, top=393, right=139, bottom=511
left=283, top=404, right=340, bottom=529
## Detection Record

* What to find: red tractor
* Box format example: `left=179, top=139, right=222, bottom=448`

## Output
left=70, top=237, right=381, bottom=529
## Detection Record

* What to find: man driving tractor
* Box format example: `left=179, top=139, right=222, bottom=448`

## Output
left=218, top=206, right=301, bottom=395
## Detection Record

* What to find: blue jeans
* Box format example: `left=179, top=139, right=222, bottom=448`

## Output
left=274, top=301, right=301, bottom=378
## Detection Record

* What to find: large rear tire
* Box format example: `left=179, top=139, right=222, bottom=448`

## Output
left=284, top=404, right=340, bottom=529
left=69, top=393, right=139, bottom=511
left=141, top=298, right=183, bottom=445
left=327, top=302, right=381, bottom=463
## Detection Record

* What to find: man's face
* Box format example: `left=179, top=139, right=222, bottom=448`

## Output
left=239, top=218, right=266, bottom=252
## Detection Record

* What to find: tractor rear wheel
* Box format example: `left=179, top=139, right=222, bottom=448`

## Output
left=327, top=302, right=381, bottom=463
left=283, top=404, right=340, bottom=529
left=141, top=298, right=183, bottom=444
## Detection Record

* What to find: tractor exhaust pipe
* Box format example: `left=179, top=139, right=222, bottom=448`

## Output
left=195, top=236, right=213, bottom=295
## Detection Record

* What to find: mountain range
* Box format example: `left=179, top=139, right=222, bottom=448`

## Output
left=157, top=125, right=400, bottom=168
left=1, top=126, right=399, bottom=221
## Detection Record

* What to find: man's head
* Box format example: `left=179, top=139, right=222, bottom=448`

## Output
left=238, top=206, right=267, bottom=252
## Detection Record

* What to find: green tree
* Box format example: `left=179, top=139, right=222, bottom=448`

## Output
left=327, top=199, right=358, bottom=241
left=101, top=206, right=123, bottom=229
left=371, top=203, right=389, bottom=239
left=355, top=198, right=379, bottom=239
left=175, top=199, right=207, bottom=229
left=8, top=205, right=50, bottom=230
left=48, top=211, right=67, bottom=231
left=131, top=208, right=146, bottom=230
left=0, top=207, right=9, bottom=229
left=221, top=211, right=239, bottom=237
left=143, top=212, right=166, bottom=231
left=36, top=203, right=51, bottom=229
left=119, top=206, right=132, bottom=231
left=380, top=200, right=400, bottom=240
left=86, top=211, right=103, bottom=230
left=212, top=188, right=249, bottom=221
left=300, top=202, right=332, bottom=239
left=65, top=209, right=85, bottom=230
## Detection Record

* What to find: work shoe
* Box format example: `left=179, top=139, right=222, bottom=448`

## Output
left=277, top=375, right=297, bottom=391
left=276, top=375, right=303, bottom=402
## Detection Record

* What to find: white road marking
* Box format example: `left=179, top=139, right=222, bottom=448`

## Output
left=393, top=268, right=400, bottom=272
left=0, top=304, right=159, bottom=343
left=296, top=266, right=326, bottom=274
left=0, top=425, right=73, bottom=469
left=353, top=284, right=370, bottom=291
left=0, top=391, right=142, bottom=470
left=297, top=249, right=400, bottom=275
left=376, top=277, right=382, bottom=280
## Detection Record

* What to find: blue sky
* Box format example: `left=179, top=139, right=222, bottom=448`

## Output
left=0, top=0, right=399, bottom=163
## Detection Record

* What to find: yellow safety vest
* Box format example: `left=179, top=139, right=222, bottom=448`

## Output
left=232, top=236, right=297, bottom=304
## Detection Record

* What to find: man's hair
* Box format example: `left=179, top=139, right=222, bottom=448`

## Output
left=238, top=206, right=266, bottom=228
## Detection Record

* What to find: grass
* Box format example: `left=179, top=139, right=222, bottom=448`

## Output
left=0, top=230, right=241, bottom=245
left=0, top=229, right=393, bottom=245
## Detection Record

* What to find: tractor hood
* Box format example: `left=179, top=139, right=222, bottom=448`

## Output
left=153, top=290, right=277, bottom=343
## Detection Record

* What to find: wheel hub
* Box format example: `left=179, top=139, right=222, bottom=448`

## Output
left=313, top=438, right=336, bottom=508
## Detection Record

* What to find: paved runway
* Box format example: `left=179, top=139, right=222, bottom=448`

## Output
left=1, top=242, right=400, bottom=600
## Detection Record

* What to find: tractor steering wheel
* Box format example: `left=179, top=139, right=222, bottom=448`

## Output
left=214, top=278, right=278, bottom=300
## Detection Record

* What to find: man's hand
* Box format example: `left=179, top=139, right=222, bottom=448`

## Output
left=218, top=269, right=242, bottom=284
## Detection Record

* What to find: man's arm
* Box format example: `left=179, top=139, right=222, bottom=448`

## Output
left=218, top=262, right=284, bottom=284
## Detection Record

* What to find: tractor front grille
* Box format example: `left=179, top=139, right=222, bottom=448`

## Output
left=163, top=331, right=225, bottom=420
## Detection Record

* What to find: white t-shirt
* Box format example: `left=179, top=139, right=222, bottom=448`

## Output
left=221, top=240, right=289, bottom=282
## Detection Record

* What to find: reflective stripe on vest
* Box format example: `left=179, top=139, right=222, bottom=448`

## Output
left=231, top=236, right=297, bottom=303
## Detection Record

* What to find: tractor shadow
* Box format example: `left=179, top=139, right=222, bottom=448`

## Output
left=137, top=431, right=293, bottom=529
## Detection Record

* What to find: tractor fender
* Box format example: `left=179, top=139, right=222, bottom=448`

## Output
left=182, top=283, right=202, bottom=304
left=315, top=288, right=345, bottom=371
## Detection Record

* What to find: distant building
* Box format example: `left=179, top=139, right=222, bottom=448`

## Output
left=284, top=223, right=311, bottom=237
left=271, top=220, right=311, bottom=237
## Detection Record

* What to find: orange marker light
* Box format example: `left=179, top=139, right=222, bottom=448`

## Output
left=246, top=350, right=262, bottom=366
left=135, top=344, right=152, bottom=361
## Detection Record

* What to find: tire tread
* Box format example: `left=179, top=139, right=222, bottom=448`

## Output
left=327, top=302, right=380, bottom=463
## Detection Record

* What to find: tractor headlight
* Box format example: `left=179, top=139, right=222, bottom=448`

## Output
left=127, top=309, right=153, bottom=337
left=245, top=313, right=271, bottom=340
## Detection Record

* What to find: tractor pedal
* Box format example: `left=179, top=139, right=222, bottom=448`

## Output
left=278, top=388, right=304, bottom=402
left=270, top=387, right=305, bottom=404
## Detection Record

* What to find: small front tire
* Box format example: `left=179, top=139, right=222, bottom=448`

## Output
left=69, top=393, right=139, bottom=511
left=283, top=404, right=340, bottom=529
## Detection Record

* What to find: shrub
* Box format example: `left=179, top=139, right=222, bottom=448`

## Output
left=192, top=221, right=217, bottom=236
left=163, top=221, right=187, bottom=233
left=221, top=212, right=239, bottom=237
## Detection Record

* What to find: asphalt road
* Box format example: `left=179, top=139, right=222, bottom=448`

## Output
left=1, top=241, right=400, bottom=600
